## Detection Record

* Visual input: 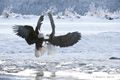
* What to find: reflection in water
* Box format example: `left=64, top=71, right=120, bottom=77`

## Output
left=35, top=71, right=44, bottom=80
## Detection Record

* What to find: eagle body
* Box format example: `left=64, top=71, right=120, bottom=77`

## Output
left=36, top=33, right=44, bottom=49
left=13, top=15, right=45, bottom=57
left=35, top=34, right=44, bottom=57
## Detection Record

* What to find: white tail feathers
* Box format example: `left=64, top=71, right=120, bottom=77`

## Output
left=34, top=43, right=58, bottom=58
left=35, top=47, right=45, bottom=58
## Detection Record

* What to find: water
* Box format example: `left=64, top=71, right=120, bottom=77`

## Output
left=0, top=22, right=120, bottom=80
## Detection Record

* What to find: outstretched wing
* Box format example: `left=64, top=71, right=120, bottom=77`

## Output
left=47, top=12, right=81, bottom=47
left=48, top=12, right=55, bottom=41
left=13, top=25, right=37, bottom=45
left=51, top=32, right=81, bottom=47
left=35, top=15, right=44, bottom=35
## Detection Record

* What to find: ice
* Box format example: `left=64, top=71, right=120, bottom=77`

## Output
left=0, top=16, right=120, bottom=80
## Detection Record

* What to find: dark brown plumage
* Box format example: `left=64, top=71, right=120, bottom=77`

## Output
left=13, top=15, right=44, bottom=50
left=44, top=12, right=81, bottom=47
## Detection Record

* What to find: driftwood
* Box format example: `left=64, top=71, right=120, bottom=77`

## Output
left=109, top=57, right=120, bottom=60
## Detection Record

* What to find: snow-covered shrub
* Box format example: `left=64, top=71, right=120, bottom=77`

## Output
left=56, top=6, right=80, bottom=19
left=64, top=6, right=80, bottom=19
left=85, top=3, right=96, bottom=17
left=64, top=7, right=74, bottom=18
left=42, top=6, right=57, bottom=16
left=2, top=6, right=12, bottom=18
left=96, top=7, right=110, bottom=18
left=112, top=10, right=120, bottom=19
left=74, top=12, right=81, bottom=18
left=85, top=3, right=110, bottom=18
left=2, top=6, right=22, bottom=18
left=85, top=3, right=120, bottom=20
left=56, top=12, right=65, bottom=19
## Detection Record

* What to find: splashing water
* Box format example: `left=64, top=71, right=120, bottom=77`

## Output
left=45, top=43, right=58, bottom=55
left=35, top=47, right=45, bottom=57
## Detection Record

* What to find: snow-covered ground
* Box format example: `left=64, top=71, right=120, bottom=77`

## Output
left=0, top=16, right=120, bottom=80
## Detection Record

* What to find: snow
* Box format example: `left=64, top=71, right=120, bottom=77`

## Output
left=0, top=16, right=120, bottom=80
left=56, top=71, right=120, bottom=80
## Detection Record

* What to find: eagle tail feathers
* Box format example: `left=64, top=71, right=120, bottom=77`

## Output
left=35, top=47, right=45, bottom=57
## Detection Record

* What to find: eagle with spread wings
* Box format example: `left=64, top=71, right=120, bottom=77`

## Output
left=13, top=12, right=81, bottom=57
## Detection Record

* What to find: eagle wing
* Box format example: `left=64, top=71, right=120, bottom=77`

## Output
left=13, top=25, right=37, bottom=45
left=48, top=12, right=81, bottom=47
left=13, top=15, right=44, bottom=45
left=48, top=12, right=55, bottom=41
left=35, top=15, right=44, bottom=35
left=51, top=32, right=81, bottom=47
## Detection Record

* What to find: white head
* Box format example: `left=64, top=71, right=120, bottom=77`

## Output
left=38, top=33, right=44, bottom=38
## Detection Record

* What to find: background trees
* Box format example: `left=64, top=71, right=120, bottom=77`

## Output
left=0, top=0, right=120, bottom=15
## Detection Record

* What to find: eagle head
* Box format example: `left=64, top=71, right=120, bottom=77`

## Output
left=38, top=33, right=44, bottom=38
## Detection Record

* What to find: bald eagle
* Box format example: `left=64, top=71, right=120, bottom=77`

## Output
left=44, top=12, right=81, bottom=47
left=13, top=12, right=81, bottom=57
left=13, top=15, right=45, bottom=57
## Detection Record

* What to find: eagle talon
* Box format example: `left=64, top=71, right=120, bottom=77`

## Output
left=45, top=41, right=47, bottom=44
